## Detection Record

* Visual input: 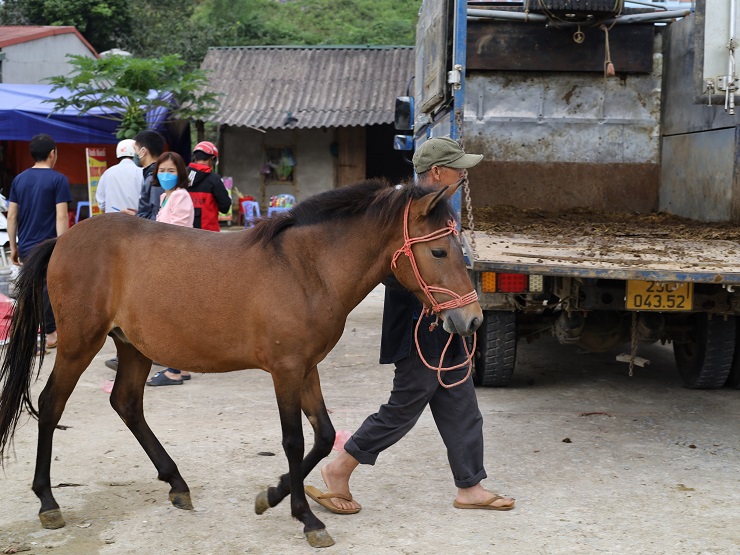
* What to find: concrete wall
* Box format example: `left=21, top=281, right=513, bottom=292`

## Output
left=220, top=126, right=337, bottom=208
left=1, top=35, right=96, bottom=84
left=660, top=13, right=740, bottom=221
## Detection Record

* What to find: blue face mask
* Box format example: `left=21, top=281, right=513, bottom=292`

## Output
left=158, top=172, right=178, bottom=190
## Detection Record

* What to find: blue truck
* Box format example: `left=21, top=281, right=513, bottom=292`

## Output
left=396, top=0, right=740, bottom=389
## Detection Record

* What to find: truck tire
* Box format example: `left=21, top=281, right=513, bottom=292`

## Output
left=473, top=310, right=517, bottom=387
left=673, top=314, right=736, bottom=389
left=725, top=325, right=740, bottom=389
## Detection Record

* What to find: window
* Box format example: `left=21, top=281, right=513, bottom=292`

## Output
left=262, top=147, right=295, bottom=182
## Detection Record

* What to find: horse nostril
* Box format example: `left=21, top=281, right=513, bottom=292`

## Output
left=470, top=317, right=481, bottom=333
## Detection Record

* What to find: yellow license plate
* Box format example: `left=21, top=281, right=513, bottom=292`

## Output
left=625, top=280, right=693, bottom=311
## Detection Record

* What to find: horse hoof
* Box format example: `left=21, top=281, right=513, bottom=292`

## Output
left=305, top=528, right=335, bottom=548
left=254, top=490, right=270, bottom=515
left=39, top=509, right=65, bottom=529
left=169, top=492, right=194, bottom=510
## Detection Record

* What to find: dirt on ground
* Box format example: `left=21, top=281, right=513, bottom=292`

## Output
left=1, top=286, right=738, bottom=554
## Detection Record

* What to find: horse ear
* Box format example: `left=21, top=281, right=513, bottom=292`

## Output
left=418, top=186, right=449, bottom=217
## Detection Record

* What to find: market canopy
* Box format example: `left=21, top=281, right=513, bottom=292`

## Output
left=0, top=84, right=168, bottom=144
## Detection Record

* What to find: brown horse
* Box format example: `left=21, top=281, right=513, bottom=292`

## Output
left=0, top=179, right=482, bottom=548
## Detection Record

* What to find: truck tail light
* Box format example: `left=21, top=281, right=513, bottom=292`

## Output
left=529, top=274, right=544, bottom=292
left=481, top=272, right=497, bottom=293
left=497, top=273, right=528, bottom=293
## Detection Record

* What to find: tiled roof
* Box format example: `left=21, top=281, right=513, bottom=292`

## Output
left=200, top=46, right=414, bottom=130
left=0, top=26, right=97, bottom=55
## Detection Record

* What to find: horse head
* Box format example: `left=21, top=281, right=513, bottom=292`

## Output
left=391, top=183, right=483, bottom=337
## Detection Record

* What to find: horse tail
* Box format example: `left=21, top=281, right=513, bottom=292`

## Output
left=0, top=238, right=57, bottom=464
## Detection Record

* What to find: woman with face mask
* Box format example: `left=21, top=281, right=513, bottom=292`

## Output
left=146, top=152, right=195, bottom=386
left=153, top=152, right=194, bottom=228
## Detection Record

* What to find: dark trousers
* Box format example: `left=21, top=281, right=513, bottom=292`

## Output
left=42, top=278, right=56, bottom=334
left=344, top=352, right=486, bottom=489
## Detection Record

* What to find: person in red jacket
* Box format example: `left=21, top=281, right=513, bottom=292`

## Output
left=187, top=141, right=232, bottom=231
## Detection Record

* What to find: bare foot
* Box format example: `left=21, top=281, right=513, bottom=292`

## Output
left=320, top=457, right=362, bottom=513
left=455, top=483, right=515, bottom=509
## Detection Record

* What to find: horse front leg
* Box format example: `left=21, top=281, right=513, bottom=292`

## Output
left=257, top=367, right=335, bottom=509
left=109, top=340, right=192, bottom=510
left=256, top=370, right=334, bottom=548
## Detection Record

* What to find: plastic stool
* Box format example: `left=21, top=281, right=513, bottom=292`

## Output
left=75, top=202, right=91, bottom=224
left=241, top=200, right=261, bottom=228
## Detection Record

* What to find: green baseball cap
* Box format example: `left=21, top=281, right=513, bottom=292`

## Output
left=412, top=137, right=483, bottom=174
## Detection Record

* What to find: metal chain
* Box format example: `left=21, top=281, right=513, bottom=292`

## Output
left=455, top=109, right=477, bottom=258
left=629, top=311, right=638, bottom=377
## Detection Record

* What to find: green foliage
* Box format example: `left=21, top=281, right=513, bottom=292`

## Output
left=1, top=0, right=421, bottom=65
left=0, top=0, right=132, bottom=52
left=201, top=0, right=421, bottom=46
left=120, top=0, right=240, bottom=68
left=46, top=54, right=220, bottom=140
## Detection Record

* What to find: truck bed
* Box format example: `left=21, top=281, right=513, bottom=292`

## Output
left=465, top=207, right=740, bottom=284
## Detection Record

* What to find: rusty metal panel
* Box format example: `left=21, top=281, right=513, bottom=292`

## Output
left=662, top=14, right=736, bottom=135
left=462, top=34, right=662, bottom=165
left=660, top=128, right=735, bottom=221
left=467, top=20, right=654, bottom=73
left=416, top=0, right=451, bottom=115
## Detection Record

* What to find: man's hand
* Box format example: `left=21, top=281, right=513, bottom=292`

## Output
left=10, top=246, right=20, bottom=266
left=121, top=208, right=137, bottom=216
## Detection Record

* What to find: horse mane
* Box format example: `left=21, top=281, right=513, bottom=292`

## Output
left=245, top=178, right=455, bottom=247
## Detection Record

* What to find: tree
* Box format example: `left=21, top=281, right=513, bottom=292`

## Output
left=0, top=0, right=132, bottom=52
left=46, top=54, right=220, bottom=139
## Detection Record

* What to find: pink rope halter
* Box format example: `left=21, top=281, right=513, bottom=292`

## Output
left=391, top=200, right=479, bottom=388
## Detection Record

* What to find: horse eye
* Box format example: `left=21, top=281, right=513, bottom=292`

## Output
left=431, top=248, right=447, bottom=259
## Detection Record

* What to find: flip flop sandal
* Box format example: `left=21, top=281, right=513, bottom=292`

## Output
left=146, top=371, right=184, bottom=386
left=453, top=494, right=515, bottom=511
left=181, top=373, right=191, bottom=381
left=305, top=485, right=361, bottom=515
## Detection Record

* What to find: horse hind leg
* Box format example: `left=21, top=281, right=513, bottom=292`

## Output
left=33, top=340, right=104, bottom=529
left=109, top=339, right=192, bottom=510
left=256, top=366, right=335, bottom=548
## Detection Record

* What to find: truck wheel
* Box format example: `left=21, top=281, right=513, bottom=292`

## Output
left=725, top=325, right=740, bottom=389
left=673, top=314, right=735, bottom=389
left=473, top=310, right=517, bottom=387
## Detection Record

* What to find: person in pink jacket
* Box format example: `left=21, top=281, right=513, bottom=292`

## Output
left=146, top=152, right=195, bottom=386
left=154, top=152, right=194, bottom=228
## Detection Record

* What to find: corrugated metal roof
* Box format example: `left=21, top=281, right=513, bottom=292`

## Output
left=200, top=46, right=414, bottom=130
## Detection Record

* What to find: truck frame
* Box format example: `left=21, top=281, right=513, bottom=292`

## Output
left=396, top=0, right=740, bottom=389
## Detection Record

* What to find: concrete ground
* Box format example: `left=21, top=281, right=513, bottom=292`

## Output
left=1, top=285, right=738, bottom=554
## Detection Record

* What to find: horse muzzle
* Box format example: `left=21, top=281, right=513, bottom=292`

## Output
left=441, top=305, right=483, bottom=337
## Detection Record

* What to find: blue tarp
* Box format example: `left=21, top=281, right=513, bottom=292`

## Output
left=0, top=84, right=168, bottom=144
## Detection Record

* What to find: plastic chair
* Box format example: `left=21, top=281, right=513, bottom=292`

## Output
left=268, top=206, right=291, bottom=218
left=75, top=202, right=91, bottom=224
left=241, top=200, right=261, bottom=228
